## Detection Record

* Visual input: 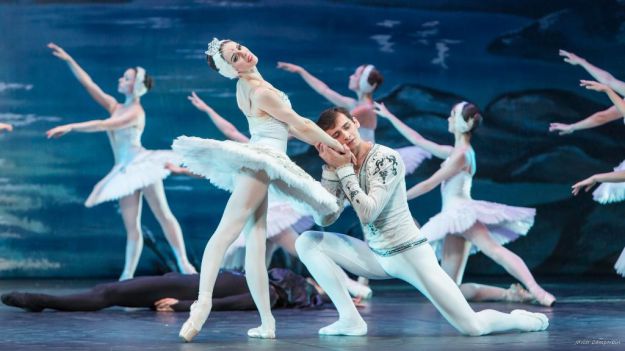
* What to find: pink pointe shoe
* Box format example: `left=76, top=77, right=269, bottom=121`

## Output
left=179, top=300, right=211, bottom=342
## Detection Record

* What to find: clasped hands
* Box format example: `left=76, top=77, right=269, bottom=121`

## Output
left=315, top=143, right=356, bottom=170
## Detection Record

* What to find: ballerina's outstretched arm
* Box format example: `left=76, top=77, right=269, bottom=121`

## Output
left=572, top=170, right=625, bottom=196
left=188, top=91, right=250, bottom=143
left=253, top=88, right=344, bottom=151
left=0, top=123, right=13, bottom=134
left=549, top=105, right=622, bottom=135
left=45, top=108, right=140, bottom=139
left=581, top=80, right=625, bottom=117
left=374, top=102, right=452, bottom=159
left=406, top=149, right=466, bottom=200
left=277, top=62, right=357, bottom=109
left=47, top=43, right=117, bottom=113
left=560, top=49, right=625, bottom=96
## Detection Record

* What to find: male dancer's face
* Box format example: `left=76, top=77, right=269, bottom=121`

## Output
left=324, top=112, right=363, bottom=153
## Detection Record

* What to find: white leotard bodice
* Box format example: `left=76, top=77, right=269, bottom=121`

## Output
left=106, top=125, right=144, bottom=165
left=247, top=90, right=291, bottom=152
left=440, top=148, right=476, bottom=207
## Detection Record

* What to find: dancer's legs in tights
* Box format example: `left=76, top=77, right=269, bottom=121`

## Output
left=182, top=171, right=270, bottom=336
left=273, top=228, right=373, bottom=299
left=462, top=222, right=554, bottom=304
left=243, top=192, right=276, bottom=336
left=295, top=231, right=390, bottom=335
left=296, top=231, right=548, bottom=336
left=441, top=235, right=516, bottom=302
left=119, top=191, right=144, bottom=281
left=144, top=180, right=196, bottom=274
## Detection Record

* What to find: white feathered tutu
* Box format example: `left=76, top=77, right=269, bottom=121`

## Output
left=171, top=136, right=339, bottom=223
left=593, top=160, right=625, bottom=204
left=85, top=150, right=180, bottom=207
left=222, top=201, right=315, bottom=270
left=395, top=145, right=431, bottom=175
left=615, top=247, right=625, bottom=277
left=421, top=198, right=536, bottom=259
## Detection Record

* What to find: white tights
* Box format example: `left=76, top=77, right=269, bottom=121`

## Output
left=118, top=180, right=195, bottom=280
left=193, top=171, right=274, bottom=333
left=295, top=231, right=548, bottom=336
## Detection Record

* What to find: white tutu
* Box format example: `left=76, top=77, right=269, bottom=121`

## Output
left=172, top=136, right=339, bottom=223
left=395, top=145, right=431, bottom=175
left=222, top=201, right=315, bottom=270
left=593, top=159, right=625, bottom=204
left=420, top=199, right=536, bottom=259
left=85, top=149, right=179, bottom=207
left=615, top=247, right=625, bottom=277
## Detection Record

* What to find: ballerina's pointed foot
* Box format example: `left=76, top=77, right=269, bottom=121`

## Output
left=511, top=309, right=549, bottom=331
left=504, top=283, right=534, bottom=303
left=530, top=289, right=556, bottom=307
left=318, top=317, right=368, bottom=336
left=247, top=322, right=276, bottom=339
left=178, top=300, right=211, bottom=343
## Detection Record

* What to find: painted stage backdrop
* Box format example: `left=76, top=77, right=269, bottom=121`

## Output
left=1, top=0, right=625, bottom=278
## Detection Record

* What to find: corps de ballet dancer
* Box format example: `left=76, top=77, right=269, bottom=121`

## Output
left=570, top=78, right=625, bottom=278
left=276, top=61, right=430, bottom=174
left=44, top=43, right=196, bottom=280
left=550, top=50, right=625, bottom=204
left=172, top=38, right=348, bottom=341
left=1, top=268, right=327, bottom=312
left=375, top=101, right=554, bottom=306
left=167, top=92, right=372, bottom=298
left=294, top=106, right=548, bottom=336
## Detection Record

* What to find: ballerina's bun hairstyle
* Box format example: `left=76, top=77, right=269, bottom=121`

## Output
left=457, top=102, right=482, bottom=134
left=317, top=107, right=355, bottom=131
left=365, top=65, right=384, bottom=92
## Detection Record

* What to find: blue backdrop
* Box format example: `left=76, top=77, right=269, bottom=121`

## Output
left=1, top=0, right=624, bottom=277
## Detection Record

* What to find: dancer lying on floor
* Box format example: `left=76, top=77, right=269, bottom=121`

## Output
left=1, top=268, right=327, bottom=312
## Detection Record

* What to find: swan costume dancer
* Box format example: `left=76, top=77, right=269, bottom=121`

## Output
left=277, top=61, right=430, bottom=174
left=45, top=43, right=195, bottom=281
left=295, top=107, right=548, bottom=336
left=551, top=50, right=625, bottom=204
left=173, top=38, right=346, bottom=342
left=378, top=101, right=555, bottom=306
left=571, top=78, right=625, bottom=277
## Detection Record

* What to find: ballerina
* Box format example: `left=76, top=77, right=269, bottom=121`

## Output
left=573, top=78, right=625, bottom=277
left=44, top=43, right=196, bottom=281
left=550, top=50, right=625, bottom=204
left=174, top=92, right=372, bottom=299
left=375, top=101, right=554, bottom=306
left=277, top=61, right=430, bottom=174
left=172, top=38, right=346, bottom=341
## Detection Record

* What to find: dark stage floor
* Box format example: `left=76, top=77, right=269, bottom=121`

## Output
left=1, top=277, right=624, bottom=350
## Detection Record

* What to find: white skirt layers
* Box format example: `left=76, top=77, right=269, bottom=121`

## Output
left=85, top=149, right=180, bottom=207
left=171, top=136, right=339, bottom=223
left=593, top=160, right=625, bottom=204
left=420, top=198, right=536, bottom=259
left=396, top=145, right=432, bottom=175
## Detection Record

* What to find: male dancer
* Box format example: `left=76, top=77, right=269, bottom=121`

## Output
left=295, top=107, right=549, bottom=336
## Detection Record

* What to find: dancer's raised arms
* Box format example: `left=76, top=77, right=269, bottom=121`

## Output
left=406, top=149, right=466, bottom=200
left=560, top=49, right=625, bottom=96
left=46, top=107, right=141, bottom=138
left=277, top=62, right=357, bottom=109
left=47, top=43, right=117, bottom=112
left=252, top=87, right=345, bottom=151
left=375, top=102, right=452, bottom=159
left=572, top=170, right=625, bottom=196
left=188, top=92, right=249, bottom=143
